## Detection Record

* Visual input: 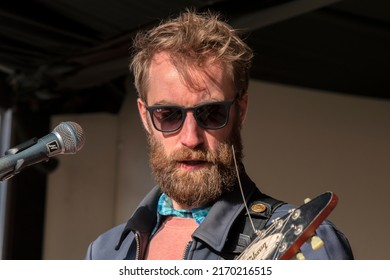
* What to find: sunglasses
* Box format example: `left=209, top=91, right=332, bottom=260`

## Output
left=145, top=97, right=238, bottom=133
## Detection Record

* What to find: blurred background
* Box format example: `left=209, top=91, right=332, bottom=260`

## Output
left=0, top=0, right=389, bottom=259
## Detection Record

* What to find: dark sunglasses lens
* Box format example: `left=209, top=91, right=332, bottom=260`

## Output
left=152, top=107, right=183, bottom=131
left=196, top=103, right=228, bottom=129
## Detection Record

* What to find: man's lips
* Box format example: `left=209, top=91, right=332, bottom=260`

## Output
left=179, top=160, right=206, bottom=165
left=177, top=159, right=209, bottom=170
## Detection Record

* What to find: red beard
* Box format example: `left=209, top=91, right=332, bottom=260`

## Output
left=148, top=128, right=243, bottom=209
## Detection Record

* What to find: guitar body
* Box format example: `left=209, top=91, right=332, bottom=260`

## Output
left=237, top=192, right=338, bottom=260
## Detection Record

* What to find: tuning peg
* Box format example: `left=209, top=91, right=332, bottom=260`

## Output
left=304, top=197, right=311, bottom=204
left=293, top=251, right=305, bottom=260
left=309, top=235, right=324, bottom=250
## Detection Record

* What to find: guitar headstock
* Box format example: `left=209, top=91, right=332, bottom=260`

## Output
left=237, top=192, right=338, bottom=260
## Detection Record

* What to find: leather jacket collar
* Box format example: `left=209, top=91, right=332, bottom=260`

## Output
left=115, top=171, right=258, bottom=256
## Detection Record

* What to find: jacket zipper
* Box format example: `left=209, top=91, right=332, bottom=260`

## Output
left=182, top=241, right=193, bottom=260
left=134, top=232, right=141, bottom=260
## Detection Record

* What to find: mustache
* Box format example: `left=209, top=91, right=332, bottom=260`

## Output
left=168, top=146, right=221, bottom=164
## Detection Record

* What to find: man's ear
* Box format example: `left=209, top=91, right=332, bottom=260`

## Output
left=238, top=93, right=249, bottom=125
left=137, top=98, right=151, bottom=134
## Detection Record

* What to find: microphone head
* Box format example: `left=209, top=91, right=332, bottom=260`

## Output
left=53, top=121, right=86, bottom=154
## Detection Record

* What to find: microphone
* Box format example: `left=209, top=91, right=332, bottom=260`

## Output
left=0, top=121, right=85, bottom=181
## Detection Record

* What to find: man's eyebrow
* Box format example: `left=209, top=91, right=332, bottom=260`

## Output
left=149, top=97, right=223, bottom=107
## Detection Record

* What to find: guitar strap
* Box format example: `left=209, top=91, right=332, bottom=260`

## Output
left=220, top=193, right=285, bottom=259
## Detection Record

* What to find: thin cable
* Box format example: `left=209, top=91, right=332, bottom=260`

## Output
left=231, top=144, right=257, bottom=235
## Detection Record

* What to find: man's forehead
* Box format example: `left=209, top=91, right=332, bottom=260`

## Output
left=148, top=52, right=234, bottom=100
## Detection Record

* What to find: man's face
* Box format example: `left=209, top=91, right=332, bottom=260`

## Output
left=138, top=52, right=248, bottom=209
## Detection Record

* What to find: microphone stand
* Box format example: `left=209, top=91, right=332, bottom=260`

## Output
left=0, top=138, right=47, bottom=181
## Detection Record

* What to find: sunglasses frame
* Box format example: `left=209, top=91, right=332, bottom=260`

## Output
left=145, top=97, right=238, bottom=133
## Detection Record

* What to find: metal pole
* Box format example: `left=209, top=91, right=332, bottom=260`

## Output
left=0, top=109, right=13, bottom=260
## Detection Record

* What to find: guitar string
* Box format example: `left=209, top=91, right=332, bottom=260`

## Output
left=232, top=144, right=297, bottom=260
left=231, top=144, right=257, bottom=235
left=271, top=212, right=294, bottom=259
left=237, top=217, right=285, bottom=259
left=233, top=143, right=289, bottom=259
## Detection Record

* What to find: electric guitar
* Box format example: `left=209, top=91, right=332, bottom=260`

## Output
left=237, top=191, right=338, bottom=260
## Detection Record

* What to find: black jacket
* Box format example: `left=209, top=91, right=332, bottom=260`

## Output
left=85, top=172, right=353, bottom=260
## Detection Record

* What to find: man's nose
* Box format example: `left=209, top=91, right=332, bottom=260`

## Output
left=179, top=112, right=204, bottom=149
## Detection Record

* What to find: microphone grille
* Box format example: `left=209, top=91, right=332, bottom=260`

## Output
left=53, top=121, right=86, bottom=154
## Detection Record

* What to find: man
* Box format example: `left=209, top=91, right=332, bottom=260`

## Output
left=86, top=10, right=353, bottom=260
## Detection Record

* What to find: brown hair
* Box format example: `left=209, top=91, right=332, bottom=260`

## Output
left=130, top=9, right=253, bottom=101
